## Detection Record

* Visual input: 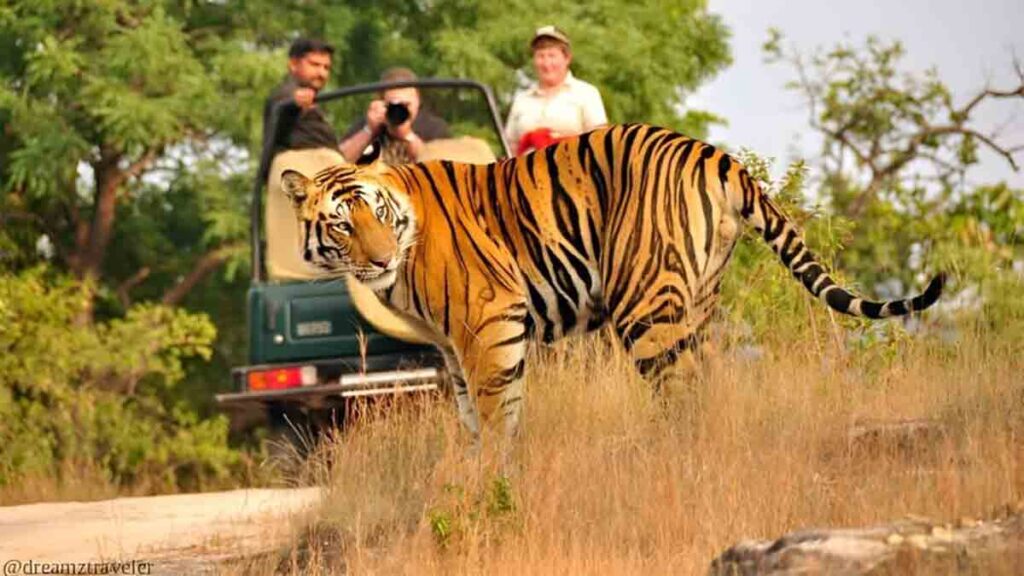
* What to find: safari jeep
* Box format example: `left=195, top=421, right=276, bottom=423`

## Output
left=216, top=79, right=510, bottom=435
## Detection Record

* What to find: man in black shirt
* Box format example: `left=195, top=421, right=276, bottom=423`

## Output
left=262, top=38, right=342, bottom=158
left=263, top=39, right=349, bottom=280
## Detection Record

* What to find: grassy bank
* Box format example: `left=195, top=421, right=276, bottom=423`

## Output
left=246, top=325, right=1022, bottom=574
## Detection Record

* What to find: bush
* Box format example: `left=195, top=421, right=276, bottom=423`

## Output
left=0, top=267, right=242, bottom=494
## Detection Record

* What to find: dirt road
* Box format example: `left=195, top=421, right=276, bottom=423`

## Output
left=0, top=488, right=320, bottom=572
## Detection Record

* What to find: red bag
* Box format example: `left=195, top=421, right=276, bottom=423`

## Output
left=517, top=128, right=562, bottom=155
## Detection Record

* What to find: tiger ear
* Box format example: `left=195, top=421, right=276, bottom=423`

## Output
left=280, top=169, right=312, bottom=208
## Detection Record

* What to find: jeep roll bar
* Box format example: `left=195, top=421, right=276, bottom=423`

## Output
left=252, top=78, right=510, bottom=282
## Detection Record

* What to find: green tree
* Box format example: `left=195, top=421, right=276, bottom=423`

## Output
left=762, top=32, right=1024, bottom=292
left=0, top=1, right=280, bottom=320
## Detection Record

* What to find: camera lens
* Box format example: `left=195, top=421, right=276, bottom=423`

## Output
left=385, top=102, right=411, bottom=126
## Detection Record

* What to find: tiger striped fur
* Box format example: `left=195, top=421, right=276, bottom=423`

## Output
left=279, top=123, right=944, bottom=443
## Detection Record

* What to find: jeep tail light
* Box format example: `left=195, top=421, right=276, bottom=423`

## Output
left=248, top=366, right=317, bottom=391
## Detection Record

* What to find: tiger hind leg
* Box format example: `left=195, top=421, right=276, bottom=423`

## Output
left=617, top=318, right=712, bottom=397
left=448, top=301, right=529, bottom=463
left=465, top=330, right=528, bottom=442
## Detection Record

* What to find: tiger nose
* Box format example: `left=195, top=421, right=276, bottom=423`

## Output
left=370, top=257, right=392, bottom=269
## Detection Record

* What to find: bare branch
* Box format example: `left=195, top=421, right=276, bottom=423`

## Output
left=915, top=152, right=963, bottom=176
left=965, top=129, right=1020, bottom=171
left=108, top=147, right=161, bottom=193
left=820, top=126, right=876, bottom=172
left=959, top=84, right=1024, bottom=119
left=161, top=243, right=244, bottom=306
left=915, top=125, right=1022, bottom=172
left=116, top=267, right=151, bottom=308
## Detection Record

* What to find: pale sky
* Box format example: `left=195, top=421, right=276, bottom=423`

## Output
left=692, top=0, right=1024, bottom=188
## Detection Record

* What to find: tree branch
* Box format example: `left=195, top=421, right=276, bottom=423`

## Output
left=79, top=146, right=162, bottom=280
left=958, top=81, right=1024, bottom=119
left=904, top=124, right=1021, bottom=172
left=116, top=267, right=151, bottom=308
left=65, top=200, right=90, bottom=274
left=161, top=243, right=244, bottom=306
left=819, top=124, right=876, bottom=171
left=108, top=146, right=161, bottom=192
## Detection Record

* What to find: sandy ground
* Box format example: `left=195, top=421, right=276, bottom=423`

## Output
left=0, top=488, right=321, bottom=572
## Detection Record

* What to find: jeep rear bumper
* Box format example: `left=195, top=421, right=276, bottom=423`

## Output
left=216, top=366, right=442, bottom=406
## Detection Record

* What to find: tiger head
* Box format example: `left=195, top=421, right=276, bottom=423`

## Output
left=280, top=163, right=416, bottom=291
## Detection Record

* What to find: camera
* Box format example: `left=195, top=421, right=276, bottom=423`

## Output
left=385, top=101, right=411, bottom=127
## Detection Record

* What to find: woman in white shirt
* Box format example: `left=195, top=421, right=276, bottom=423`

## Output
left=505, top=26, right=609, bottom=155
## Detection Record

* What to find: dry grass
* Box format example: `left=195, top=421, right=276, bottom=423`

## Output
left=0, top=451, right=275, bottom=507
left=0, top=464, right=124, bottom=505
left=243, top=327, right=1023, bottom=575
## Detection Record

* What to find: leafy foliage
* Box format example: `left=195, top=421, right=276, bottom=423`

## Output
left=0, top=267, right=241, bottom=490
left=0, top=1, right=280, bottom=306
left=746, top=32, right=1024, bottom=321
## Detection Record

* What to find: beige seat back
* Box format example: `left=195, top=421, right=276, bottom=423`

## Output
left=265, top=148, right=347, bottom=281
left=418, top=137, right=497, bottom=164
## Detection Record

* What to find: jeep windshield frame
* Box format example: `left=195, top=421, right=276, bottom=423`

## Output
left=252, top=78, right=510, bottom=282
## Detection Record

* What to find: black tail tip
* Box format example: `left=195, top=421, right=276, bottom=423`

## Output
left=914, top=272, right=947, bottom=311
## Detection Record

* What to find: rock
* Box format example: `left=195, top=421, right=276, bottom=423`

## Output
left=846, top=418, right=946, bottom=458
left=709, top=509, right=1024, bottom=575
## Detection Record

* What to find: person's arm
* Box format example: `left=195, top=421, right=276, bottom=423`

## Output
left=339, top=100, right=387, bottom=162
left=580, top=84, right=608, bottom=131
left=505, top=95, right=524, bottom=151
left=339, top=123, right=376, bottom=163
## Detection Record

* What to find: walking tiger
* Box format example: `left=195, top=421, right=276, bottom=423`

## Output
left=279, top=124, right=944, bottom=444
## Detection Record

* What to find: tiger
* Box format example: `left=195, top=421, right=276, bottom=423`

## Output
left=279, top=123, right=944, bottom=444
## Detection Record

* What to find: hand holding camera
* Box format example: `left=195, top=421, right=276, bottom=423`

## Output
left=365, top=100, right=387, bottom=133
left=365, top=99, right=416, bottom=139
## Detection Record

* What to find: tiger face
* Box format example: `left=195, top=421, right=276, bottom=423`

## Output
left=280, top=166, right=415, bottom=290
